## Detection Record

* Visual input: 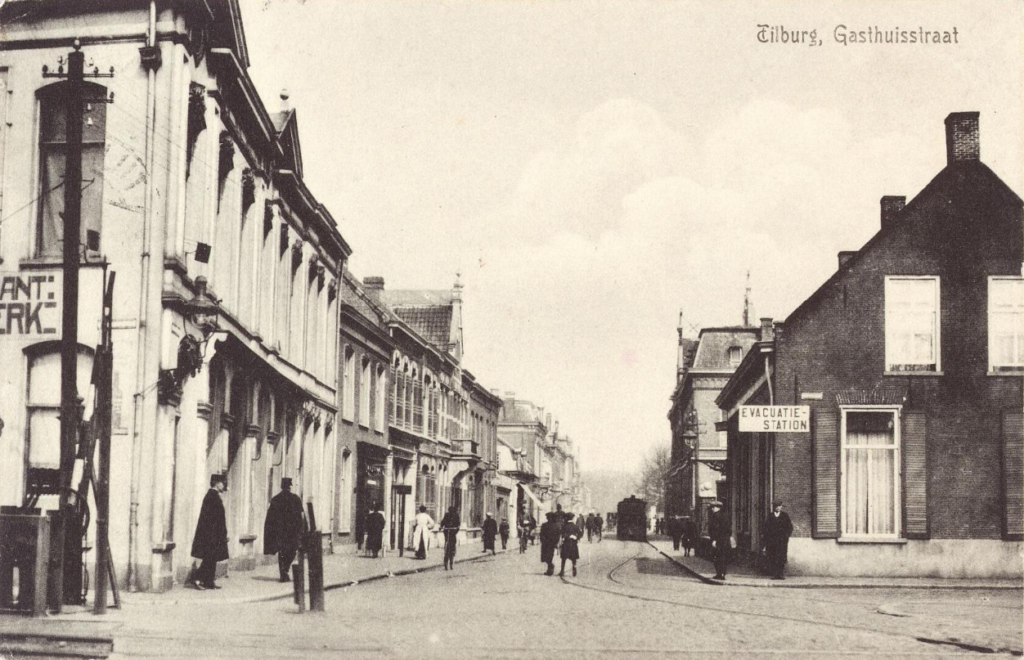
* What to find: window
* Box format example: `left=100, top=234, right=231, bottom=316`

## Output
left=375, top=364, right=386, bottom=432
left=840, top=408, right=900, bottom=538
left=37, top=82, right=107, bottom=257
left=342, top=347, right=354, bottom=421
left=989, top=277, right=1024, bottom=371
left=885, top=277, right=940, bottom=372
left=728, top=346, right=742, bottom=367
left=26, top=346, right=92, bottom=471
left=359, top=357, right=370, bottom=427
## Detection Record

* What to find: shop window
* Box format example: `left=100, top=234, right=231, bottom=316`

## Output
left=25, top=345, right=93, bottom=472
left=989, top=277, right=1024, bottom=371
left=840, top=408, right=900, bottom=538
left=37, top=82, right=107, bottom=258
left=885, top=276, right=940, bottom=372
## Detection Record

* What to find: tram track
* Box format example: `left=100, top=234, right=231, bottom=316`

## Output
left=559, top=542, right=1022, bottom=657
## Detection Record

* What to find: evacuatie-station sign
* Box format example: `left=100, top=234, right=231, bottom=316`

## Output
left=0, top=271, right=62, bottom=339
left=739, top=405, right=810, bottom=433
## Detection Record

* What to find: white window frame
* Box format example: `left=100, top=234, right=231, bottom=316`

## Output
left=839, top=405, right=901, bottom=540
left=884, top=276, right=941, bottom=373
left=988, top=276, right=1024, bottom=372
left=342, top=346, right=355, bottom=421
left=375, top=364, right=386, bottom=433
left=359, top=357, right=371, bottom=428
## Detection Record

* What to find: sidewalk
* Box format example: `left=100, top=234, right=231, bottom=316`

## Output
left=649, top=539, right=1024, bottom=590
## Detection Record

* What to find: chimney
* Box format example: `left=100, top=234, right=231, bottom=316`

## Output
left=760, top=317, right=774, bottom=342
left=880, top=196, right=906, bottom=231
left=545, top=412, right=552, bottom=430
left=944, top=112, right=980, bottom=165
left=363, top=276, right=384, bottom=301
left=838, top=251, right=857, bottom=269
left=279, top=89, right=291, bottom=113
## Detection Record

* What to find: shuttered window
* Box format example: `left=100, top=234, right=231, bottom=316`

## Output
left=1003, top=411, right=1023, bottom=540
left=812, top=409, right=839, bottom=538
left=902, top=411, right=928, bottom=538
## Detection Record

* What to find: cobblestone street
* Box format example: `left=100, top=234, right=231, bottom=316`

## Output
left=12, top=540, right=1017, bottom=659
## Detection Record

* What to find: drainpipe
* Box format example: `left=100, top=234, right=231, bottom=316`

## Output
left=127, top=0, right=158, bottom=590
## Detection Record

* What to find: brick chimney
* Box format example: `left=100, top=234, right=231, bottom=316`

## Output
left=760, top=317, right=774, bottom=342
left=838, top=251, right=857, bottom=269
left=363, top=276, right=384, bottom=301
left=880, top=196, right=905, bottom=231
left=944, top=112, right=980, bottom=165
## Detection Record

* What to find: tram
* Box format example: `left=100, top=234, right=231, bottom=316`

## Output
left=616, top=495, right=648, bottom=542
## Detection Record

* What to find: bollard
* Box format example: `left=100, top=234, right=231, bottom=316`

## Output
left=306, top=531, right=325, bottom=612
left=292, top=550, right=305, bottom=613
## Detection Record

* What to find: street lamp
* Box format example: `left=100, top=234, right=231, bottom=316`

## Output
left=157, top=277, right=220, bottom=405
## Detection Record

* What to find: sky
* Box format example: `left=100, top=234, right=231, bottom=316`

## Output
left=238, top=0, right=1024, bottom=473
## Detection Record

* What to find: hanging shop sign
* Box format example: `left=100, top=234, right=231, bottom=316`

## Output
left=739, top=405, right=810, bottom=433
left=0, top=271, right=62, bottom=339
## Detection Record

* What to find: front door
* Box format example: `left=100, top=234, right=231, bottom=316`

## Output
left=391, top=485, right=410, bottom=557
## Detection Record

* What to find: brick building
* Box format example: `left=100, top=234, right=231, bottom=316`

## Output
left=717, top=113, right=1023, bottom=578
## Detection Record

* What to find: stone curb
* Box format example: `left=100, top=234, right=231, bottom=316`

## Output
left=650, top=543, right=1024, bottom=590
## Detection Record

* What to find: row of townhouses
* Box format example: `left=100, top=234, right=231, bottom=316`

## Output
left=668, top=113, right=1023, bottom=578
left=0, top=0, right=583, bottom=596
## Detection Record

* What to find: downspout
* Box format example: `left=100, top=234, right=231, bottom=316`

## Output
left=127, top=0, right=157, bottom=590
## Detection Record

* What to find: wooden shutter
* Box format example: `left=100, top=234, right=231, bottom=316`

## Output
left=902, top=411, right=929, bottom=539
left=813, top=409, right=839, bottom=538
left=1002, top=411, right=1024, bottom=540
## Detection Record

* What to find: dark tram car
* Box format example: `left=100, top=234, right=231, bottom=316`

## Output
left=616, top=495, right=647, bottom=542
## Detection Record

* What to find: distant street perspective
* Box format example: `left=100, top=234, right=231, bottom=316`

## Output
left=0, top=1, right=1022, bottom=659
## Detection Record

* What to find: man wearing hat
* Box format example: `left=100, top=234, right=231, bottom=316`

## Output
left=707, top=500, right=731, bottom=581
left=263, top=477, right=305, bottom=582
left=481, top=512, right=498, bottom=555
left=762, top=500, right=794, bottom=580
left=191, top=473, right=229, bottom=589
left=538, top=512, right=560, bottom=576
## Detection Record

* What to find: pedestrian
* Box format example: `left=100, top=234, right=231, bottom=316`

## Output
left=263, top=477, right=305, bottom=582
left=412, top=505, right=435, bottom=560
left=594, top=513, right=603, bottom=542
left=669, top=515, right=682, bottom=551
left=539, top=512, right=559, bottom=576
left=190, top=473, right=228, bottom=590
left=499, top=517, right=510, bottom=550
left=439, top=505, right=460, bottom=570
left=762, top=500, right=794, bottom=580
left=585, top=513, right=596, bottom=543
left=526, top=512, right=538, bottom=545
left=707, top=501, right=731, bottom=580
left=559, top=513, right=581, bottom=577
left=482, top=512, right=498, bottom=555
left=681, top=516, right=696, bottom=557
left=365, top=502, right=386, bottom=559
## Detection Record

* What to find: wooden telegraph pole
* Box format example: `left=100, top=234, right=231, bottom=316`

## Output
left=42, top=39, right=113, bottom=611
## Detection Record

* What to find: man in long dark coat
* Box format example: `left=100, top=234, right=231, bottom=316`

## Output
left=594, top=514, right=603, bottom=542
left=762, top=500, right=794, bottom=580
left=191, top=474, right=228, bottom=590
left=559, top=513, right=581, bottom=577
left=263, top=477, right=305, bottom=582
left=538, top=512, right=559, bottom=576
left=365, top=503, right=386, bottom=559
left=481, top=512, right=498, bottom=555
left=707, top=500, right=731, bottom=581
left=439, top=506, right=460, bottom=570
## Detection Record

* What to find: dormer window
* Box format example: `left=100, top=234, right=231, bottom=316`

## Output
left=728, top=346, right=742, bottom=367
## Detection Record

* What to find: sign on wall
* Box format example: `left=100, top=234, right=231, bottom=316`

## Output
left=739, top=405, right=810, bottom=433
left=0, top=271, right=62, bottom=339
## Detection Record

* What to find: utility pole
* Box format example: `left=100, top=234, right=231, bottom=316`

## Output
left=43, top=39, right=113, bottom=612
left=94, top=271, right=115, bottom=614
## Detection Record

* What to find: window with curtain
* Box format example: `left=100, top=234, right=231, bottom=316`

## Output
left=989, top=277, right=1024, bottom=371
left=342, top=347, right=354, bottom=421
left=359, top=357, right=370, bottom=427
left=841, top=409, right=899, bottom=537
left=37, top=82, right=107, bottom=258
left=885, top=277, right=940, bottom=372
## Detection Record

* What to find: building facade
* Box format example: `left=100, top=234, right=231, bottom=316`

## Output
left=0, top=0, right=348, bottom=592
left=718, top=113, right=1023, bottom=578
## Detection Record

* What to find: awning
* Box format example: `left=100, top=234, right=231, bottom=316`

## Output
left=519, top=483, right=545, bottom=509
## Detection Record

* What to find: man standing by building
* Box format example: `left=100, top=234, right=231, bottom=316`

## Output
left=708, top=501, right=731, bottom=581
left=482, top=512, right=498, bottom=555
left=762, top=500, right=794, bottom=580
left=365, top=503, right=386, bottom=559
left=263, top=477, right=305, bottom=581
left=191, top=474, right=228, bottom=590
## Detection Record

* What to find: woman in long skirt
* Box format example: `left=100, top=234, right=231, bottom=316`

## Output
left=559, top=513, right=581, bottom=577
